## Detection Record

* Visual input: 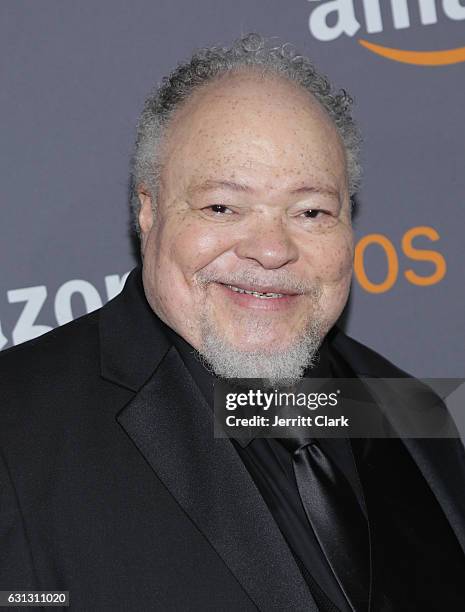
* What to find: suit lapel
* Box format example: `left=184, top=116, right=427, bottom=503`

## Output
left=333, top=329, right=465, bottom=554
left=117, top=346, right=317, bottom=612
left=361, top=377, right=465, bottom=553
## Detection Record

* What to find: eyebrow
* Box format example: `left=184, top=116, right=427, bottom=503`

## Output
left=290, top=185, right=339, bottom=197
left=188, top=180, right=252, bottom=195
left=188, top=179, right=339, bottom=197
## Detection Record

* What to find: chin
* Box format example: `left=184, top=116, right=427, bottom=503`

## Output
left=223, top=331, right=302, bottom=355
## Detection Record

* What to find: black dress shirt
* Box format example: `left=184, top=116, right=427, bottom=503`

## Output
left=162, top=321, right=366, bottom=612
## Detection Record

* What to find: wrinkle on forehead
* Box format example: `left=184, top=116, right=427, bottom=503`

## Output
left=159, top=70, right=348, bottom=203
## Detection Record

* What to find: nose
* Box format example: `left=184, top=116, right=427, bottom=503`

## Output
left=234, top=214, right=299, bottom=269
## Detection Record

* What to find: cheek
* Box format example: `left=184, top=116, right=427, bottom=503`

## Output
left=150, top=219, right=236, bottom=344
left=152, top=218, right=233, bottom=306
left=326, top=239, right=354, bottom=283
left=168, top=220, right=233, bottom=278
left=300, top=231, right=354, bottom=320
left=320, top=234, right=354, bottom=311
left=302, top=230, right=354, bottom=283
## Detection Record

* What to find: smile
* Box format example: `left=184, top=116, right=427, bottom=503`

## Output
left=226, top=284, right=284, bottom=299
left=216, top=282, right=301, bottom=311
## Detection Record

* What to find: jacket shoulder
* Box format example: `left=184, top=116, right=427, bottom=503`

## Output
left=331, top=328, right=412, bottom=378
left=0, top=309, right=100, bottom=368
left=0, top=310, right=102, bottom=407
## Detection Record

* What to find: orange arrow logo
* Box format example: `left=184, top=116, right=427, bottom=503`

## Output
left=358, top=39, right=465, bottom=65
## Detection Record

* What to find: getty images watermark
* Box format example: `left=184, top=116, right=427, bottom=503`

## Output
left=225, top=387, right=344, bottom=426
left=213, top=378, right=465, bottom=439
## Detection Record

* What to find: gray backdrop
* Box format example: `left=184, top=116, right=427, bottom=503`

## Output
left=1, top=1, right=464, bottom=382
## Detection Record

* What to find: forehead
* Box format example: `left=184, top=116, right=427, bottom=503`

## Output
left=160, top=70, right=347, bottom=193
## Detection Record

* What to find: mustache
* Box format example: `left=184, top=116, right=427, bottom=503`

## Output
left=194, top=267, right=322, bottom=297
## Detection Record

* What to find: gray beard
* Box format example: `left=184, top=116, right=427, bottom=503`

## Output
left=197, top=312, right=323, bottom=388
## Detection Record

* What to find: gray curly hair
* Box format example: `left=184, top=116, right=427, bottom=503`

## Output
left=130, top=32, right=362, bottom=236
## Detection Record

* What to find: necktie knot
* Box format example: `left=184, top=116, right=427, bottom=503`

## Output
left=277, top=436, right=317, bottom=454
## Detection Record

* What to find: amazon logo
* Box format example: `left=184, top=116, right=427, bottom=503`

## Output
left=307, top=0, right=465, bottom=66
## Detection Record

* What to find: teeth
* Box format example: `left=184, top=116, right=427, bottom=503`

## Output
left=227, top=285, right=284, bottom=299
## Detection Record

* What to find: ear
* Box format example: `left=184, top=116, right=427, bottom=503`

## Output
left=137, top=190, right=155, bottom=257
left=138, top=190, right=154, bottom=235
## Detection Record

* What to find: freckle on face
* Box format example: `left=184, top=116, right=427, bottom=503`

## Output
left=140, top=70, right=353, bottom=353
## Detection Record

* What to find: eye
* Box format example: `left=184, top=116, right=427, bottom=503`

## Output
left=301, top=209, right=325, bottom=218
left=205, top=204, right=233, bottom=215
left=296, top=207, right=339, bottom=230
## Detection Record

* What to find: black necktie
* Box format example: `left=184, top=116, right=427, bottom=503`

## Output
left=280, top=437, right=371, bottom=612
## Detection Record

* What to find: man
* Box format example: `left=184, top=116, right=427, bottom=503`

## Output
left=1, top=33, right=464, bottom=611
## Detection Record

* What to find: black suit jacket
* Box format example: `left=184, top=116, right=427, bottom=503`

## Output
left=1, top=267, right=464, bottom=611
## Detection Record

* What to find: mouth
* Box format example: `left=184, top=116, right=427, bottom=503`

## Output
left=215, top=282, right=301, bottom=310
left=223, top=284, right=289, bottom=299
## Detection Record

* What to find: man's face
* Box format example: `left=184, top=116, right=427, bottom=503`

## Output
left=139, top=71, right=354, bottom=379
